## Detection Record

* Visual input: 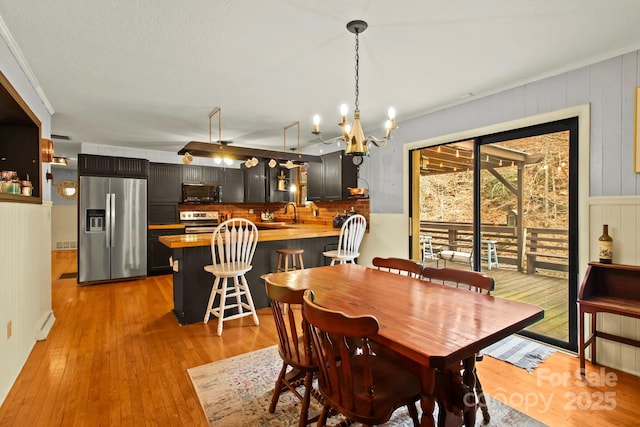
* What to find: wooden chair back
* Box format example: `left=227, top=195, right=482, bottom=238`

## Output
left=336, top=214, right=367, bottom=257
left=372, top=257, right=423, bottom=278
left=302, top=290, right=421, bottom=426
left=421, top=267, right=494, bottom=294
left=210, top=218, right=258, bottom=271
left=265, top=282, right=314, bottom=369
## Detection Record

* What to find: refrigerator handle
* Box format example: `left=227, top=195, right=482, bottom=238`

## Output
left=105, top=193, right=111, bottom=248
left=111, top=193, right=116, bottom=247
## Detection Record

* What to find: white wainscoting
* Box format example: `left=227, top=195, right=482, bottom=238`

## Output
left=359, top=213, right=408, bottom=268
left=0, top=201, right=54, bottom=405
left=588, top=196, right=640, bottom=376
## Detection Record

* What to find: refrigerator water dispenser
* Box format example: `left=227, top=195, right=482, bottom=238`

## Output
left=86, top=209, right=105, bottom=232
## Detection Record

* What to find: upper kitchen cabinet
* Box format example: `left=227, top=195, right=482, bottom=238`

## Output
left=149, top=163, right=181, bottom=203
left=269, top=166, right=292, bottom=203
left=182, top=165, right=223, bottom=184
left=223, top=168, right=244, bottom=203
left=243, top=162, right=267, bottom=203
left=78, top=154, right=149, bottom=178
left=307, top=150, right=357, bottom=201
left=0, top=71, right=43, bottom=204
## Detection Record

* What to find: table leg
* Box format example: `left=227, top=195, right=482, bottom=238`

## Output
left=579, top=308, right=586, bottom=377
left=462, top=357, right=477, bottom=427
left=418, top=366, right=436, bottom=427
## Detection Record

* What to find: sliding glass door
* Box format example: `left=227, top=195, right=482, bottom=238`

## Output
left=411, top=118, right=578, bottom=351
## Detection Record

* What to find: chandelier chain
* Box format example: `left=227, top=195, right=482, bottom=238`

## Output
left=354, top=31, right=360, bottom=113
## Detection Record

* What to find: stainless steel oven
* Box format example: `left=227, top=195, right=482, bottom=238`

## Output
left=179, top=210, right=220, bottom=233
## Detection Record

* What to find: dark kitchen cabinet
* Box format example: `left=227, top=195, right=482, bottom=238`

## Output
left=306, top=159, right=323, bottom=201
left=148, top=202, right=179, bottom=224
left=203, top=166, right=222, bottom=184
left=182, top=165, right=203, bottom=184
left=306, top=150, right=357, bottom=201
left=243, top=163, right=292, bottom=203
left=182, top=165, right=223, bottom=185
left=268, top=167, right=291, bottom=203
left=243, top=162, right=267, bottom=203
left=78, top=154, right=149, bottom=178
left=148, top=228, right=183, bottom=276
left=223, top=168, right=244, bottom=203
left=148, top=163, right=181, bottom=203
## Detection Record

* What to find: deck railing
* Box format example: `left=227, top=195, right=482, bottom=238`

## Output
left=419, top=221, right=568, bottom=273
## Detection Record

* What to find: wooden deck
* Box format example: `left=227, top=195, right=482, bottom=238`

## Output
left=422, top=258, right=569, bottom=343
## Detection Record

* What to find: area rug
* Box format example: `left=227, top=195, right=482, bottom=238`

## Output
left=188, top=345, right=547, bottom=427
left=481, top=335, right=556, bottom=373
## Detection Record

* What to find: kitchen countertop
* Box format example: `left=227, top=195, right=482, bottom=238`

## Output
left=148, top=224, right=186, bottom=230
left=159, top=222, right=341, bottom=249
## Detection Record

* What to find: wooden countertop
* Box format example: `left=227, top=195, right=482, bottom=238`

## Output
left=159, top=223, right=341, bottom=249
left=148, top=224, right=186, bottom=230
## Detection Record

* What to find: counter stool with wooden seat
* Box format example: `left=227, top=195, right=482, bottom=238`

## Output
left=276, top=248, right=305, bottom=272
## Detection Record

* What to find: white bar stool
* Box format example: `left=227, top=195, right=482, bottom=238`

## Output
left=482, top=239, right=499, bottom=270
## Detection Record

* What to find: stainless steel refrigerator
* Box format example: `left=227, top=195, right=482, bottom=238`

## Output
left=79, top=176, right=147, bottom=284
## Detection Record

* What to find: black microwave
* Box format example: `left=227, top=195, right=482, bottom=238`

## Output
left=182, top=183, right=222, bottom=203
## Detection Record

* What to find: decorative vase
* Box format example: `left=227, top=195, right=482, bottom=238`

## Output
left=598, top=224, right=613, bottom=264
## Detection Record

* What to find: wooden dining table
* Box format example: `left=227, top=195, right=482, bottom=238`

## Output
left=262, top=264, right=544, bottom=427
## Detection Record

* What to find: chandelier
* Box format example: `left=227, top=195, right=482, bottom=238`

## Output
left=312, top=20, right=397, bottom=160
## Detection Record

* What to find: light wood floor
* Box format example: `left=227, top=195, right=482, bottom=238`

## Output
left=0, top=251, right=638, bottom=426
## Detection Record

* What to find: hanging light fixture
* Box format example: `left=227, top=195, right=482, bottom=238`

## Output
left=178, top=109, right=322, bottom=165
left=311, top=20, right=397, bottom=162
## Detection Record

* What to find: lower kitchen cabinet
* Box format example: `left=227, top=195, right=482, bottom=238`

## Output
left=148, top=228, right=183, bottom=275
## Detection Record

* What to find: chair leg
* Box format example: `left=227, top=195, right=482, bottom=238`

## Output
left=269, top=362, right=288, bottom=413
left=240, top=274, right=260, bottom=326
left=298, top=371, right=314, bottom=427
left=329, top=258, right=336, bottom=266
left=475, top=373, right=490, bottom=424
left=217, top=277, right=228, bottom=336
left=233, top=276, right=243, bottom=315
left=204, top=276, right=221, bottom=323
left=407, top=402, right=420, bottom=427
left=318, top=405, right=330, bottom=427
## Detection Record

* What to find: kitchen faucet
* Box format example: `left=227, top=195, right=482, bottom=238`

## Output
left=283, top=202, right=297, bottom=224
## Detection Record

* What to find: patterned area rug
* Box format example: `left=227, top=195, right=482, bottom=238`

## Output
left=481, top=335, right=556, bottom=373
left=188, top=345, right=547, bottom=427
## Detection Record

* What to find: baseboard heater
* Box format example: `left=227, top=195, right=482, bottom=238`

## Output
left=36, top=310, right=56, bottom=341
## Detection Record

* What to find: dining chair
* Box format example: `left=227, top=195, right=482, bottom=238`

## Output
left=322, top=214, right=367, bottom=265
left=372, top=256, right=423, bottom=278
left=302, top=289, right=421, bottom=427
left=420, top=266, right=493, bottom=423
left=265, top=282, right=320, bottom=427
left=421, top=266, right=494, bottom=294
left=203, top=218, right=260, bottom=336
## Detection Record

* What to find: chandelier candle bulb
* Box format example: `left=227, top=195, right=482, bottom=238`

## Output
left=340, top=104, right=348, bottom=123
left=313, top=115, right=320, bottom=133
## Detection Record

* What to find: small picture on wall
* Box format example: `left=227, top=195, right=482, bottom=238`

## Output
left=635, top=87, right=640, bottom=173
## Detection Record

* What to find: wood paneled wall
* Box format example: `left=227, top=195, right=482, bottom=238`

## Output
left=588, top=196, right=640, bottom=376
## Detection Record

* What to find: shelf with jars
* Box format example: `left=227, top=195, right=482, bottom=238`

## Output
left=0, top=71, right=44, bottom=204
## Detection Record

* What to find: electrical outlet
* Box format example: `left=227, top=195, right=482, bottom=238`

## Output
left=7, top=320, right=12, bottom=339
left=249, top=209, right=254, bottom=214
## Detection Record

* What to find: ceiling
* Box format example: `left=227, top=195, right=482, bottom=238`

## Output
left=2, top=1, right=640, bottom=165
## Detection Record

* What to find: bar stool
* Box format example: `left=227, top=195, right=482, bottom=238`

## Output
left=482, top=239, right=499, bottom=270
left=276, top=248, right=305, bottom=272
left=420, top=235, right=434, bottom=261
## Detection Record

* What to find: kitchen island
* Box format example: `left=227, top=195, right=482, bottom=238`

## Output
left=160, top=223, right=342, bottom=324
